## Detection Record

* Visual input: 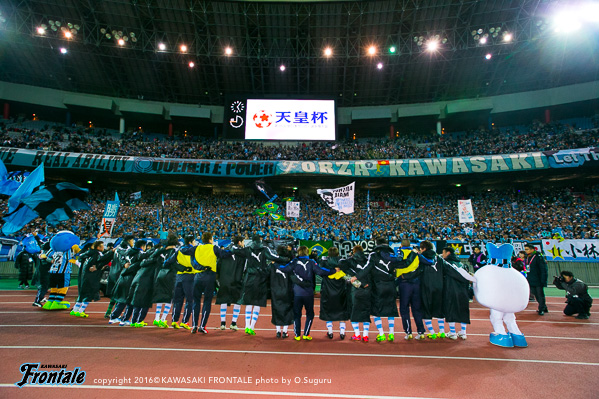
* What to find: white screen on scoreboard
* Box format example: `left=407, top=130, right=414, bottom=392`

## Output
left=244, top=99, right=335, bottom=140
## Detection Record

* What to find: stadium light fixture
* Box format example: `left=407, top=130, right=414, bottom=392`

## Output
left=377, top=62, right=383, bottom=70
left=188, top=61, right=195, bottom=68
left=553, top=11, right=582, bottom=33
left=503, top=32, right=513, bottom=42
left=485, top=53, right=492, bottom=60
left=59, top=47, right=67, bottom=54
left=324, top=47, right=333, bottom=57
left=180, top=44, right=188, bottom=53
left=368, top=46, right=376, bottom=55
left=456, top=184, right=462, bottom=187
left=225, top=47, right=233, bottom=56
left=479, top=37, right=487, bottom=44
left=36, top=26, right=46, bottom=35
left=389, top=46, right=396, bottom=53
left=87, top=180, right=92, bottom=184
left=118, top=38, right=125, bottom=46
left=158, top=42, right=166, bottom=51
left=64, top=31, right=72, bottom=39
left=279, top=65, right=286, bottom=71
left=426, top=40, right=439, bottom=52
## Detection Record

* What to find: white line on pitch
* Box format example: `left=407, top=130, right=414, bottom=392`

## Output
left=0, top=384, right=440, bottom=399
left=1, top=345, right=598, bottom=366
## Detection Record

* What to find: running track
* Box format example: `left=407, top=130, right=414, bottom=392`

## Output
left=0, top=288, right=597, bottom=398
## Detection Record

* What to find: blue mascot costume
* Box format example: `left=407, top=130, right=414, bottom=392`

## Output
left=42, top=231, right=81, bottom=310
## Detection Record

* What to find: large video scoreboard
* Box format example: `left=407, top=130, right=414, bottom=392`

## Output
left=224, top=97, right=336, bottom=141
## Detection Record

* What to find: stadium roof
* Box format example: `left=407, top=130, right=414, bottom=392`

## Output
left=0, top=0, right=598, bottom=108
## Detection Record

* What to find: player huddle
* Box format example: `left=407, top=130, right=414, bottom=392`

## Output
left=38, top=233, right=477, bottom=342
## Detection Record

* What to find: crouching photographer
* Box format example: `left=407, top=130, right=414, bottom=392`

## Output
left=552, top=271, right=593, bottom=320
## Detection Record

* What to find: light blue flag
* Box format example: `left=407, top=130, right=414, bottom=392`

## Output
left=0, top=159, right=24, bottom=196
left=8, top=165, right=44, bottom=213
left=2, top=205, right=39, bottom=235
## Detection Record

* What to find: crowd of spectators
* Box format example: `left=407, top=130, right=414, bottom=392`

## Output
left=1, top=120, right=597, bottom=161
left=3, top=187, right=598, bottom=243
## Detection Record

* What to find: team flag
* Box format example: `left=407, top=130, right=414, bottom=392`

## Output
left=317, top=182, right=355, bottom=215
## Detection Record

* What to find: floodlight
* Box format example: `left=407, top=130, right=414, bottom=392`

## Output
left=426, top=40, right=439, bottom=52
left=553, top=12, right=582, bottom=33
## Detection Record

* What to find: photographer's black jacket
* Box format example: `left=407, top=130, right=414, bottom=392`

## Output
left=553, top=277, right=593, bottom=306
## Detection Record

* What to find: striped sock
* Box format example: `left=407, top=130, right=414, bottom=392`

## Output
left=374, top=317, right=383, bottom=335
left=155, top=303, right=163, bottom=321
left=352, top=322, right=360, bottom=336
left=250, top=306, right=260, bottom=330
left=424, top=319, right=435, bottom=334
left=232, top=304, right=241, bottom=323
left=161, top=303, right=171, bottom=321
left=449, top=322, right=456, bottom=334
left=461, top=323, right=467, bottom=333
left=388, top=317, right=395, bottom=334
left=72, top=302, right=81, bottom=312
left=283, top=325, right=288, bottom=333
left=339, top=322, right=346, bottom=334
left=363, top=322, right=370, bottom=337
left=79, top=302, right=89, bottom=313
left=276, top=326, right=281, bottom=332
left=326, top=321, right=333, bottom=334
left=220, top=304, right=227, bottom=323
left=438, top=319, right=445, bottom=333
left=55, top=294, right=65, bottom=302
left=245, top=306, right=253, bottom=328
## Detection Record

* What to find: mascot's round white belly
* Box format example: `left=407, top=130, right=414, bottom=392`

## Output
left=474, top=266, right=529, bottom=313
left=474, top=242, right=530, bottom=348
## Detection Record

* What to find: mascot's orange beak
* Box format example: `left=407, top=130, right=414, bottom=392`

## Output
left=72, top=244, right=81, bottom=254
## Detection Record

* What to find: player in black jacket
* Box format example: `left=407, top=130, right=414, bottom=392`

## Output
left=215, top=236, right=247, bottom=331
left=355, top=238, right=403, bottom=342
left=238, top=235, right=288, bottom=336
left=340, top=245, right=372, bottom=342
left=71, top=241, right=114, bottom=317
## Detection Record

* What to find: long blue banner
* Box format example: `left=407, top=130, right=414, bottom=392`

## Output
left=0, top=147, right=596, bottom=178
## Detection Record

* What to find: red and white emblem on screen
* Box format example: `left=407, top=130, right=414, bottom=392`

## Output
left=253, top=110, right=273, bottom=128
